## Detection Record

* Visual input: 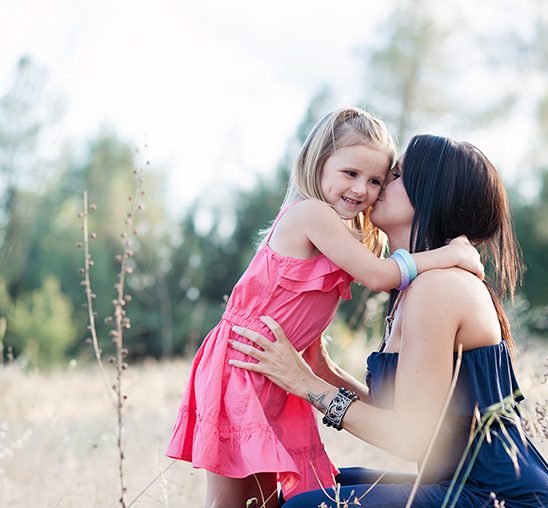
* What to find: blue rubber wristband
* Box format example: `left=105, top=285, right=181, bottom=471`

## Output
left=390, top=249, right=417, bottom=290
left=390, top=251, right=409, bottom=290
left=395, top=248, right=417, bottom=281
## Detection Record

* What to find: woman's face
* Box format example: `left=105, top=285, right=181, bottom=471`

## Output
left=370, top=156, right=414, bottom=235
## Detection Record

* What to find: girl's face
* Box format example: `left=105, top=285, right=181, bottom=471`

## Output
left=319, top=144, right=390, bottom=220
left=370, top=156, right=414, bottom=234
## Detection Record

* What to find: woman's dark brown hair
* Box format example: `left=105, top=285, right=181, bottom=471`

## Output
left=401, top=134, right=524, bottom=354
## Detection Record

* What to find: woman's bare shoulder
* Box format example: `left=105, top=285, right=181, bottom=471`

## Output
left=412, top=267, right=480, bottom=290
left=406, top=267, right=484, bottom=307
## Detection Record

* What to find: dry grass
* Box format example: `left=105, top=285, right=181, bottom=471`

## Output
left=0, top=337, right=546, bottom=507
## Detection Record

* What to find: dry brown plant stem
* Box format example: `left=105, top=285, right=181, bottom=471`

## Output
left=250, top=473, right=281, bottom=508
left=310, top=460, right=386, bottom=506
left=405, top=343, right=464, bottom=508
left=80, top=153, right=146, bottom=507
left=127, top=461, right=176, bottom=507
left=82, top=191, right=116, bottom=406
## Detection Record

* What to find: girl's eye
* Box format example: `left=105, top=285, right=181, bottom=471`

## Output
left=344, top=170, right=358, bottom=177
left=369, top=179, right=382, bottom=186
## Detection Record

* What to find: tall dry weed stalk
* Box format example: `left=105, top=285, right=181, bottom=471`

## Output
left=78, top=148, right=147, bottom=507
left=308, top=343, right=532, bottom=508
left=405, top=344, right=464, bottom=508
left=440, top=391, right=526, bottom=508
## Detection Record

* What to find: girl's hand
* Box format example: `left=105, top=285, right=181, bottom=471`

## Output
left=448, top=235, right=484, bottom=280
left=229, top=316, right=316, bottom=398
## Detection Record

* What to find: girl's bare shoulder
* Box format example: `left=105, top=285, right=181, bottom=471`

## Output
left=289, top=198, right=332, bottom=214
left=285, top=199, right=338, bottom=225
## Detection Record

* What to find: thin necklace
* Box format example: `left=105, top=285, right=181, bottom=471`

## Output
left=383, top=290, right=405, bottom=345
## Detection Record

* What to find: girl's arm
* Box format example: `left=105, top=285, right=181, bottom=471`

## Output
left=294, top=199, right=482, bottom=292
left=302, top=336, right=371, bottom=403
left=229, top=271, right=459, bottom=461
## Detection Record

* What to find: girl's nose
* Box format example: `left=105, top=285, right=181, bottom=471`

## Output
left=353, top=180, right=368, bottom=196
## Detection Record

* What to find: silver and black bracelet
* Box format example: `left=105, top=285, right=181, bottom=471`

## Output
left=322, top=387, right=358, bottom=431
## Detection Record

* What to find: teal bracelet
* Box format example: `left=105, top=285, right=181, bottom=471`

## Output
left=390, top=248, right=418, bottom=290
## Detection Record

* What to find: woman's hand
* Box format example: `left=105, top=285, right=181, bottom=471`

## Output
left=229, top=316, right=318, bottom=398
left=448, top=235, right=484, bottom=280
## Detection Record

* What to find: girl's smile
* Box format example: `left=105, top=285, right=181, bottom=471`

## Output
left=320, top=144, right=391, bottom=220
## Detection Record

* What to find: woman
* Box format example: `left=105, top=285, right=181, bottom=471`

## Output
left=230, top=135, right=548, bottom=507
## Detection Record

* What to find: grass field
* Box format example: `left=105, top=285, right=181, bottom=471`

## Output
left=1, top=337, right=546, bottom=507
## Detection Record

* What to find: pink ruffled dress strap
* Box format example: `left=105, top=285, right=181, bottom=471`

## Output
left=265, top=201, right=301, bottom=243
left=279, top=256, right=354, bottom=299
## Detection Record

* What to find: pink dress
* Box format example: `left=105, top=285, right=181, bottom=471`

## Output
left=166, top=203, right=354, bottom=499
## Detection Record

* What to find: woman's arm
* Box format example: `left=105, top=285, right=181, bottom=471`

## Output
left=230, top=273, right=459, bottom=461
left=302, top=336, right=371, bottom=403
left=293, top=199, right=483, bottom=292
left=343, top=270, right=458, bottom=459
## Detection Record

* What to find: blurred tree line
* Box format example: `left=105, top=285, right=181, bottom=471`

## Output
left=1, top=0, right=547, bottom=366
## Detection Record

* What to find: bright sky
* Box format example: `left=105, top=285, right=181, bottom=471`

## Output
left=1, top=0, right=543, bottom=216
left=1, top=0, right=391, bottom=216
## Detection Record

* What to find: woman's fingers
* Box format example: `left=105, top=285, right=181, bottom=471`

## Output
left=228, top=358, right=262, bottom=372
left=232, top=325, right=271, bottom=349
left=260, top=316, right=288, bottom=343
left=229, top=338, right=263, bottom=360
left=231, top=316, right=288, bottom=350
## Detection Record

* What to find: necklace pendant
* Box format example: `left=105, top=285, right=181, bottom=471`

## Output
left=384, top=315, right=394, bottom=343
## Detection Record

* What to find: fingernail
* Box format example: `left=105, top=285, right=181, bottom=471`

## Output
left=228, top=360, right=234, bottom=366
left=259, top=316, right=266, bottom=322
left=232, top=325, right=241, bottom=332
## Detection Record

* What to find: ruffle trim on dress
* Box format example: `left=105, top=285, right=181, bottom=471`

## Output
left=278, top=255, right=353, bottom=300
left=280, top=442, right=339, bottom=499
left=165, top=404, right=196, bottom=462
left=167, top=407, right=338, bottom=499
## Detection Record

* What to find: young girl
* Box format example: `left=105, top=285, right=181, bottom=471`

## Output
left=166, top=108, right=483, bottom=506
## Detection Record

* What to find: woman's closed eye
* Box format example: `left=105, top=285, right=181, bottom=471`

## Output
left=391, top=171, right=401, bottom=180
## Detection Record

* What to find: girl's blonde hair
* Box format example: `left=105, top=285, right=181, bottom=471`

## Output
left=281, top=107, right=397, bottom=256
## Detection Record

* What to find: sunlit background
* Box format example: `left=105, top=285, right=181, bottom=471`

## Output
left=1, top=0, right=547, bottom=364
left=3, top=0, right=546, bottom=210
left=2, top=1, right=548, bottom=505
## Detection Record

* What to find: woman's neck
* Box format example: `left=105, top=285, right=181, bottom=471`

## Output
left=386, top=228, right=411, bottom=253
